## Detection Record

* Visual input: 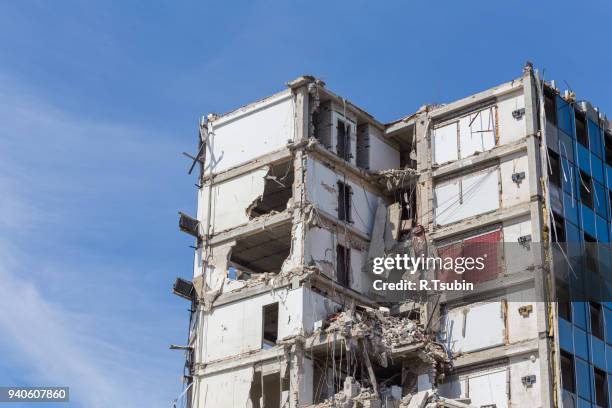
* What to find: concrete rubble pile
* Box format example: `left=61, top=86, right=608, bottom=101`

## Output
left=371, top=169, right=418, bottom=191
left=308, top=377, right=474, bottom=408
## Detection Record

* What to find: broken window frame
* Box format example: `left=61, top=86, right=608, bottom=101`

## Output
left=262, top=302, right=279, bottom=349
left=584, top=232, right=599, bottom=274
left=355, top=123, right=370, bottom=170
left=336, top=118, right=352, bottom=162
left=560, top=351, right=576, bottom=394
left=605, top=130, right=612, bottom=167
left=594, top=367, right=608, bottom=408
left=544, top=88, right=557, bottom=125
left=589, top=302, right=604, bottom=340
left=579, top=170, right=594, bottom=209
left=548, top=148, right=562, bottom=188
left=432, top=105, right=498, bottom=165
left=557, top=280, right=572, bottom=322
left=337, top=181, right=353, bottom=223
left=551, top=211, right=566, bottom=244
left=336, top=244, right=350, bottom=287
left=576, top=110, right=589, bottom=148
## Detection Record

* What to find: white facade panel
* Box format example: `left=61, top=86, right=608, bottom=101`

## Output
left=468, top=368, right=508, bottom=408
left=459, top=107, right=496, bottom=158
left=368, top=133, right=400, bottom=171
left=497, top=91, right=526, bottom=145
left=197, top=366, right=254, bottom=408
left=500, top=152, right=530, bottom=208
left=199, top=167, right=268, bottom=234
left=331, top=111, right=357, bottom=166
left=201, top=287, right=304, bottom=363
left=433, top=121, right=459, bottom=165
left=509, top=355, right=541, bottom=408
left=206, top=92, right=295, bottom=173
left=502, top=217, right=534, bottom=274
left=442, top=301, right=505, bottom=354
left=435, top=168, right=499, bottom=226
left=306, top=158, right=379, bottom=236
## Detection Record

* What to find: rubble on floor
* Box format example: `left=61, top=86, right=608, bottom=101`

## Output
left=371, top=169, right=419, bottom=191
left=307, top=377, right=475, bottom=408
left=223, top=266, right=317, bottom=292
left=317, top=306, right=449, bottom=364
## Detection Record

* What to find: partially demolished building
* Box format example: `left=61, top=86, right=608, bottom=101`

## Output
left=174, top=63, right=612, bottom=408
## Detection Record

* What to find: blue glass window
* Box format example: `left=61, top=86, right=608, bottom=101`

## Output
left=592, top=155, right=605, bottom=185
left=576, top=358, right=592, bottom=400
left=557, top=96, right=574, bottom=138
left=588, top=120, right=602, bottom=158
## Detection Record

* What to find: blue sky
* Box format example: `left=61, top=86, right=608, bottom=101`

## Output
left=0, top=1, right=610, bottom=407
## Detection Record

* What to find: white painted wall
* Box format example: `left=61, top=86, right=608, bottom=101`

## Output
left=467, top=368, right=508, bottom=408
left=304, top=226, right=369, bottom=294
left=500, top=152, right=530, bottom=208
left=506, top=288, right=538, bottom=344
left=199, top=167, right=268, bottom=234
left=206, top=91, right=295, bottom=174
left=304, top=227, right=336, bottom=278
left=460, top=107, right=497, bottom=158
left=433, top=107, right=497, bottom=166
left=305, top=157, right=380, bottom=235
left=434, top=167, right=499, bottom=226
left=200, top=287, right=304, bottom=363
left=502, top=217, right=534, bottom=274
left=330, top=111, right=357, bottom=166
left=441, top=301, right=505, bottom=354
left=195, top=366, right=253, bottom=407
left=200, top=287, right=336, bottom=363
left=440, top=355, right=539, bottom=408
left=497, top=90, right=526, bottom=145
left=509, top=354, right=541, bottom=407
left=302, top=288, right=339, bottom=335
left=368, top=131, right=401, bottom=171
left=432, top=121, right=459, bottom=165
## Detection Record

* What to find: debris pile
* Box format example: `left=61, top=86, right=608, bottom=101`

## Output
left=321, top=306, right=425, bottom=349
left=309, top=377, right=474, bottom=408
left=371, top=169, right=418, bottom=191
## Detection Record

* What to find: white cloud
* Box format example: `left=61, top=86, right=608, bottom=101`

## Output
left=0, top=75, right=189, bottom=407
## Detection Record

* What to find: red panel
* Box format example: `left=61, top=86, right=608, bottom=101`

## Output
left=435, top=230, right=502, bottom=285
left=435, top=241, right=463, bottom=283
left=463, top=230, right=502, bottom=283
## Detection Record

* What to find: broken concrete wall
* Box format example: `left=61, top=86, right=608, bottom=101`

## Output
left=304, top=226, right=336, bottom=277
left=199, top=167, right=270, bottom=234
left=302, top=288, right=340, bottom=334
left=205, top=90, right=295, bottom=174
left=304, top=225, right=369, bottom=293
left=200, top=287, right=304, bottom=363
left=316, top=101, right=358, bottom=165
left=193, top=365, right=254, bottom=407
left=305, top=157, right=380, bottom=236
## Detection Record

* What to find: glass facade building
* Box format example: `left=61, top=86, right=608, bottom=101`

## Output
left=546, top=89, right=612, bottom=408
